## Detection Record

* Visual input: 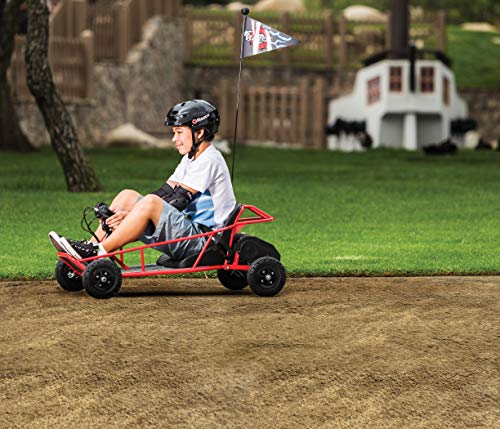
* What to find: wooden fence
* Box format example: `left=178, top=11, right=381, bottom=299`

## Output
left=10, top=33, right=94, bottom=101
left=9, top=0, right=181, bottom=101
left=50, top=0, right=181, bottom=62
left=186, top=8, right=447, bottom=69
left=86, top=0, right=182, bottom=61
left=217, top=78, right=330, bottom=149
left=49, top=0, right=88, bottom=38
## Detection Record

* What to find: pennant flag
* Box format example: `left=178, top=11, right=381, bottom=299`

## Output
left=242, top=16, right=300, bottom=58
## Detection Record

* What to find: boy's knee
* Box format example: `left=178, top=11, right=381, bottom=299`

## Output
left=111, top=189, right=141, bottom=209
left=140, top=194, right=164, bottom=212
left=117, top=189, right=140, bottom=199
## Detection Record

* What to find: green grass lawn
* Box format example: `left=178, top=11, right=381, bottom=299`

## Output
left=1, top=146, right=500, bottom=279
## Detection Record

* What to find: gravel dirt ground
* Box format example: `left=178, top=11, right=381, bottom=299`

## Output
left=0, top=276, right=498, bottom=429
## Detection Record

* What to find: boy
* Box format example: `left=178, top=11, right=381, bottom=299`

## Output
left=49, top=99, right=236, bottom=261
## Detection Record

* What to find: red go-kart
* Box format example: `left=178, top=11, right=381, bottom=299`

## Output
left=54, top=204, right=286, bottom=299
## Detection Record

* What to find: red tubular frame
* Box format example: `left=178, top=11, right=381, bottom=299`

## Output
left=58, top=204, right=274, bottom=278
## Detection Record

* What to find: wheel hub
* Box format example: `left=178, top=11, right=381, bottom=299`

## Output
left=259, top=268, right=276, bottom=287
left=94, top=269, right=113, bottom=290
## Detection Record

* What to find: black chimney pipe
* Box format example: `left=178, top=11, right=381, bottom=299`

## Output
left=389, top=0, right=409, bottom=58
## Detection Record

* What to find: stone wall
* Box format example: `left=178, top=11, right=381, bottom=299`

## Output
left=15, top=16, right=184, bottom=147
left=185, top=64, right=356, bottom=102
left=460, top=90, right=500, bottom=142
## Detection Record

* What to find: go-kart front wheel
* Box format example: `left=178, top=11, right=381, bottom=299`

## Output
left=247, top=256, right=286, bottom=297
left=55, top=260, right=84, bottom=292
left=82, top=259, right=122, bottom=299
left=217, top=269, right=248, bottom=290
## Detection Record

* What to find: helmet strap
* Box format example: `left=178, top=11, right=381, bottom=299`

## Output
left=188, top=129, right=201, bottom=159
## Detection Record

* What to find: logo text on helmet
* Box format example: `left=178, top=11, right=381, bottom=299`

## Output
left=192, top=113, right=210, bottom=125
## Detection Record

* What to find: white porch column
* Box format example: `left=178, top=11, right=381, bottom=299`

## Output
left=403, top=112, right=417, bottom=150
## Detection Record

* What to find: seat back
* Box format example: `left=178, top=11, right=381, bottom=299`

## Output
left=219, top=203, right=243, bottom=250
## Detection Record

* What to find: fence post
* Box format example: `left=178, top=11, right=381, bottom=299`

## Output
left=218, top=79, right=229, bottom=137
left=248, top=86, right=256, bottom=140
left=338, top=13, right=347, bottom=70
left=233, top=11, right=241, bottom=64
left=73, top=0, right=88, bottom=38
left=65, top=0, right=73, bottom=37
left=184, top=6, right=193, bottom=62
left=236, top=82, right=245, bottom=141
left=114, top=2, right=128, bottom=62
left=159, top=0, right=166, bottom=16
left=299, top=78, right=308, bottom=146
left=269, top=87, right=277, bottom=142
left=166, top=0, right=172, bottom=17
left=80, top=29, right=94, bottom=98
left=256, top=86, right=272, bottom=142
left=324, top=11, right=333, bottom=69
left=280, top=12, right=290, bottom=66
left=312, top=77, right=327, bottom=148
left=173, top=0, right=181, bottom=17
left=436, top=10, right=447, bottom=52
left=138, top=0, right=146, bottom=29
left=280, top=87, right=289, bottom=143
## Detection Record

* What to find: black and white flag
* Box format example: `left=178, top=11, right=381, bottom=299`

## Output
left=242, top=16, right=300, bottom=58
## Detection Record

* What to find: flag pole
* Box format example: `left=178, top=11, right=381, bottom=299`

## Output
left=230, top=7, right=249, bottom=183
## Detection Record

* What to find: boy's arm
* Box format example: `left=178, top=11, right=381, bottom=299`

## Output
left=151, top=181, right=198, bottom=211
left=152, top=180, right=197, bottom=197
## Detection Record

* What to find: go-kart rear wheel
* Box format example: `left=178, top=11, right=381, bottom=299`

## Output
left=82, top=259, right=122, bottom=299
left=55, top=260, right=83, bottom=292
left=217, top=269, right=248, bottom=290
left=247, top=256, right=286, bottom=297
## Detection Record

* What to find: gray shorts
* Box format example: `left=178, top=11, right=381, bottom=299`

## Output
left=137, top=197, right=206, bottom=260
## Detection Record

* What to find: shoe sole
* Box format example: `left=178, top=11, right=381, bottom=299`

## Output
left=59, top=237, right=84, bottom=260
left=48, top=231, right=65, bottom=253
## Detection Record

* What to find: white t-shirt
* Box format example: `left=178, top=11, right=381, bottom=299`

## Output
left=169, top=144, right=236, bottom=229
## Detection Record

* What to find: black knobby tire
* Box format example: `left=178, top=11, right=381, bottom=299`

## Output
left=247, top=256, right=286, bottom=297
left=217, top=269, right=248, bottom=290
left=82, top=259, right=122, bottom=299
left=55, top=260, right=84, bottom=292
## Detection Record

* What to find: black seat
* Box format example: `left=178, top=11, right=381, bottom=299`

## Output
left=156, top=203, right=243, bottom=268
left=217, top=203, right=243, bottom=251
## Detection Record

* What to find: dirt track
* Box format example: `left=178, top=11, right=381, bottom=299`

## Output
left=0, top=276, right=498, bottom=428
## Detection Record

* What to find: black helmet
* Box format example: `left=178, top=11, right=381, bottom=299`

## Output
left=164, top=99, right=220, bottom=142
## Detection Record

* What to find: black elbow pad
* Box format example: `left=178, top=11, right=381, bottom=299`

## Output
left=166, top=186, right=194, bottom=211
left=151, top=183, right=174, bottom=200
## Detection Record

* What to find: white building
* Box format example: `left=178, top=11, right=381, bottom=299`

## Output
left=328, top=58, right=467, bottom=151
left=327, top=0, right=468, bottom=151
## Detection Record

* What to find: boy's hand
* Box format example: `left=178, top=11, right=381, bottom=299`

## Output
left=106, top=210, right=128, bottom=231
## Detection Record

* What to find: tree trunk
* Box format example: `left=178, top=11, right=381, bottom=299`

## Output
left=25, top=0, right=101, bottom=192
left=0, top=0, right=34, bottom=152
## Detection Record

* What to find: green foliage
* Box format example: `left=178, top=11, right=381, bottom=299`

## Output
left=325, top=0, right=499, bottom=23
left=1, top=147, right=500, bottom=279
left=185, top=0, right=500, bottom=22
left=447, top=25, right=500, bottom=89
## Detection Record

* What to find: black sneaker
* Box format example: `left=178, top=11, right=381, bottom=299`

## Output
left=49, top=232, right=88, bottom=253
left=66, top=238, right=88, bottom=246
left=60, top=237, right=99, bottom=260
left=48, top=231, right=65, bottom=252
